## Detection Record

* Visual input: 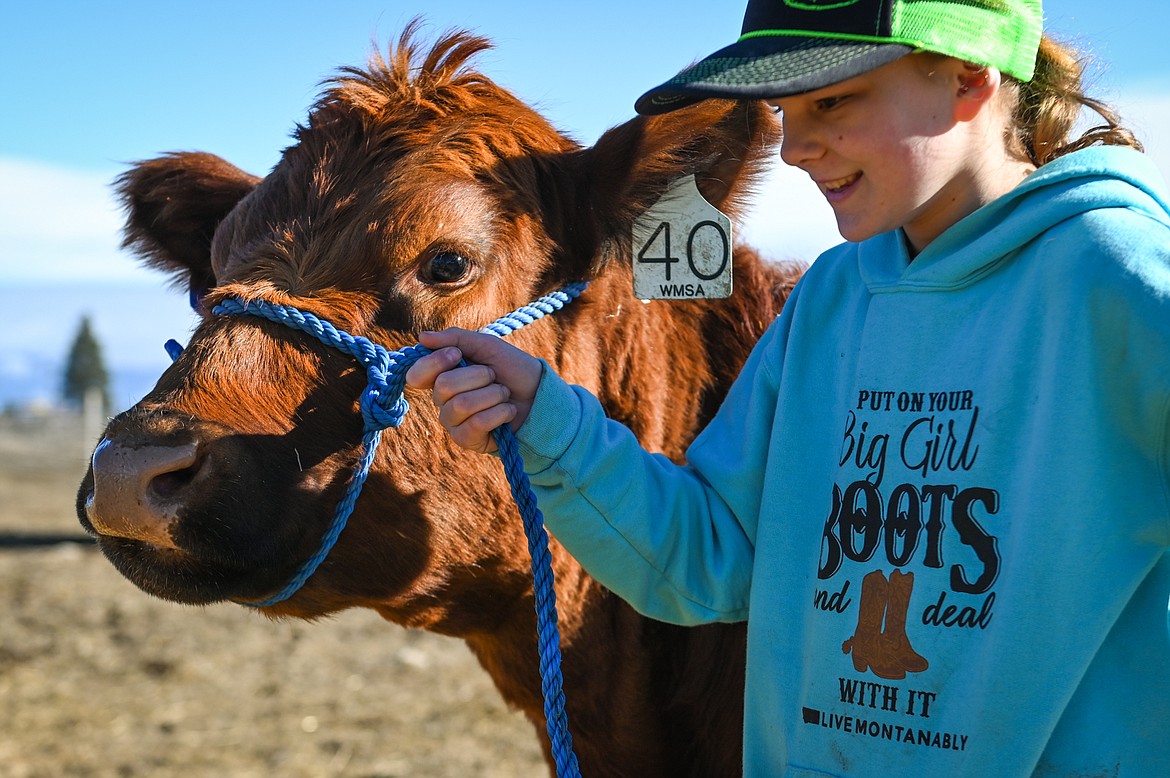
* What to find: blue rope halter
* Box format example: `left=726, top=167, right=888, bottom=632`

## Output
left=165, top=283, right=586, bottom=778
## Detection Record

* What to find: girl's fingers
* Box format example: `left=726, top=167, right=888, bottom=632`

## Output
left=437, top=382, right=512, bottom=430
left=407, top=327, right=542, bottom=454
left=448, top=402, right=518, bottom=455
left=405, top=347, right=463, bottom=391
left=432, top=364, right=498, bottom=407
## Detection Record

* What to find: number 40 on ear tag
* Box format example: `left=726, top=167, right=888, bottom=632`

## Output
left=632, top=174, right=732, bottom=300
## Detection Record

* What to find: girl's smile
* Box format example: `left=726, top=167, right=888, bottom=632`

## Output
left=819, top=172, right=863, bottom=203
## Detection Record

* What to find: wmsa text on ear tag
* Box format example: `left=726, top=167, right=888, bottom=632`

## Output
left=632, top=174, right=732, bottom=300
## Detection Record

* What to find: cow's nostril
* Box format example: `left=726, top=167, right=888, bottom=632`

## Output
left=87, top=439, right=204, bottom=546
left=149, top=461, right=202, bottom=500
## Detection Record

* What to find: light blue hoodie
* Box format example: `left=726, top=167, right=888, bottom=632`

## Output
left=517, top=146, right=1170, bottom=777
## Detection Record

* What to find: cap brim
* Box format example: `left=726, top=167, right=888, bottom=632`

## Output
left=635, top=36, right=913, bottom=115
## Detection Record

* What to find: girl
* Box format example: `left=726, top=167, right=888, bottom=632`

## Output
left=407, top=1, right=1170, bottom=774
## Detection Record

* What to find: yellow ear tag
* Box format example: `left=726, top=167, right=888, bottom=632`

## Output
left=632, top=174, right=733, bottom=300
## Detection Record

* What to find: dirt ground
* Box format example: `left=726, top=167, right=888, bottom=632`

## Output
left=0, top=412, right=548, bottom=778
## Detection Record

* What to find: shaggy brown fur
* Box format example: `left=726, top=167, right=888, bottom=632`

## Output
left=78, top=23, right=804, bottom=777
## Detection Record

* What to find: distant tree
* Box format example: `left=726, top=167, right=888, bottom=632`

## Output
left=63, top=315, right=110, bottom=414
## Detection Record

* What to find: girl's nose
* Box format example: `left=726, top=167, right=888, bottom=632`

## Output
left=778, top=113, right=822, bottom=169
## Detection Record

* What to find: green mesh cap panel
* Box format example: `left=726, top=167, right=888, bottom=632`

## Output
left=891, top=0, right=1041, bottom=80
left=742, top=0, right=1043, bottom=81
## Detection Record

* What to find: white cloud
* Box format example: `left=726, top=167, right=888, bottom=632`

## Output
left=0, top=158, right=157, bottom=284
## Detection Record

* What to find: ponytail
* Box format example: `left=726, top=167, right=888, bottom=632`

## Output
left=1006, top=36, right=1143, bottom=166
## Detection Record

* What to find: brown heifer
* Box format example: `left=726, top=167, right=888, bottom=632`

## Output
left=77, top=25, right=804, bottom=777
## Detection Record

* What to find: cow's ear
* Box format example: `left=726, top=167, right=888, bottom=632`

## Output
left=116, top=152, right=260, bottom=299
left=560, top=99, right=779, bottom=279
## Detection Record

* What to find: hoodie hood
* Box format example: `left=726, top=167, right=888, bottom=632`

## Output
left=858, top=145, right=1170, bottom=292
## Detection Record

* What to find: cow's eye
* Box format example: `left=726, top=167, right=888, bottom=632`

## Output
left=424, top=251, right=473, bottom=285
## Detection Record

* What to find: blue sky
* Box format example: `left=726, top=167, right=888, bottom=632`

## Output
left=1, top=1, right=1167, bottom=406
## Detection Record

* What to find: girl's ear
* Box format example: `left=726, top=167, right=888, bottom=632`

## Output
left=953, top=63, right=1002, bottom=123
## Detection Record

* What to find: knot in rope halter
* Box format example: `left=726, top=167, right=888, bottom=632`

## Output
left=166, top=282, right=587, bottom=778
left=210, top=296, right=423, bottom=434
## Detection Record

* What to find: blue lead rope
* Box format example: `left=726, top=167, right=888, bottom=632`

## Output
left=166, top=283, right=586, bottom=778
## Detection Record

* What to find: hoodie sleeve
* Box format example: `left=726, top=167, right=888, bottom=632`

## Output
left=515, top=311, right=791, bottom=625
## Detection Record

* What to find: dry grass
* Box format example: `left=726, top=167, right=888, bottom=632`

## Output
left=0, top=413, right=547, bottom=777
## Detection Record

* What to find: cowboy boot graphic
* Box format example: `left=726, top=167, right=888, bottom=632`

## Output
left=842, top=569, right=905, bottom=679
left=885, top=569, right=929, bottom=674
left=842, top=569, right=929, bottom=679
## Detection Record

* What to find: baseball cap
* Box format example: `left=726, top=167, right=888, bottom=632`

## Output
left=635, top=0, right=1043, bottom=115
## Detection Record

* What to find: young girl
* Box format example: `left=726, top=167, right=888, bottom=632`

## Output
left=407, top=1, right=1170, bottom=774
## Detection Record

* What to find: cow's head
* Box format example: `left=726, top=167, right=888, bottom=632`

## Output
left=78, top=25, right=779, bottom=625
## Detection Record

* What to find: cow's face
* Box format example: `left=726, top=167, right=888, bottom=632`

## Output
left=78, top=43, right=578, bottom=621
left=77, top=29, right=779, bottom=623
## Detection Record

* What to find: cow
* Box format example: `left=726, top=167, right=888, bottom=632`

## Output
left=77, top=24, right=804, bottom=777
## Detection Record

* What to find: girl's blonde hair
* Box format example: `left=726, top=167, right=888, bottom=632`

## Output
left=1006, top=35, right=1143, bottom=166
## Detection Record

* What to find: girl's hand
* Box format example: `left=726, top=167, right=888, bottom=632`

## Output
left=405, top=328, right=543, bottom=454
